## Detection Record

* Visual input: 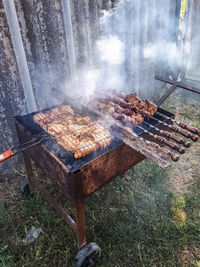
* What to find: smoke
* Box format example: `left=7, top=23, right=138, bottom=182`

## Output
left=34, top=0, right=183, bottom=109
left=68, top=0, right=181, bottom=101
left=143, top=41, right=179, bottom=67
left=81, top=69, right=101, bottom=97
left=97, top=36, right=125, bottom=65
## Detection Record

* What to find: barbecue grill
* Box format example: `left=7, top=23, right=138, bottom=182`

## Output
left=1, top=76, right=199, bottom=266
left=12, top=96, right=197, bottom=266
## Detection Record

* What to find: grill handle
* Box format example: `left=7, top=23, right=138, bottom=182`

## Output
left=170, top=125, right=199, bottom=142
left=0, top=150, right=14, bottom=162
left=161, top=130, right=191, bottom=148
left=150, top=142, right=179, bottom=162
left=153, top=135, right=185, bottom=154
left=177, top=122, right=200, bottom=136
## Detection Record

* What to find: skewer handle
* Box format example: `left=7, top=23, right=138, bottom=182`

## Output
left=155, top=135, right=176, bottom=149
left=150, top=142, right=179, bottom=162
left=161, top=130, right=191, bottom=148
left=116, top=120, right=180, bottom=161
left=0, top=150, right=14, bottom=162
left=177, top=122, right=200, bottom=136
left=170, top=125, right=199, bottom=142
left=116, top=120, right=180, bottom=162
left=156, top=111, right=200, bottom=137
left=152, top=135, right=185, bottom=154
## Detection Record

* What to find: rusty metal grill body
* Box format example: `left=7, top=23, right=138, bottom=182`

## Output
left=15, top=103, right=174, bottom=249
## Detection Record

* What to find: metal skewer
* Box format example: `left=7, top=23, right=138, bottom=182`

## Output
left=143, top=120, right=190, bottom=148
left=156, top=111, right=200, bottom=136
left=132, top=126, right=179, bottom=162
left=135, top=124, right=185, bottom=154
left=102, top=93, right=199, bottom=141
left=0, top=134, right=50, bottom=163
left=114, top=121, right=179, bottom=162
left=148, top=115, right=199, bottom=142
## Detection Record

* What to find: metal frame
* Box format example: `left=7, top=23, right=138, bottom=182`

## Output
left=15, top=119, right=145, bottom=250
left=155, top=75, right=200, bottom=106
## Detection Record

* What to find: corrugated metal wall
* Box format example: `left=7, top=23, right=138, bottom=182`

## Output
left=97, top=0, right=181, bottom=99
left=179, top=0, right=200, bottom=104
left=0, top=1, right=26, bottom=176
left=0, top=0, right=180, bottom=176
left=184, top=0, right=200, bottom=81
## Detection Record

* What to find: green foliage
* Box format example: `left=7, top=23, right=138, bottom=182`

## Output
left=181, top=0, right=187, bottom=14
left=0, top=245, right=12, bottom=267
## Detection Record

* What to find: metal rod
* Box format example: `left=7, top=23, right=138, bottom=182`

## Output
left=130, top=125, right=179, bottom=162
left=155, top=75, right=200, bottom=95
left=156, top=111, right=200, bottom=136
left=148, top=115, right=199, bottom=142
left=136, top=124, right=185, bottom=154
left=2, top=0, right=37, bottom=112
left=0, top=135, right=50, bottom=162
left=142, top=120, right=189, bottom=149
left=156, top=85, right=177, bottom=106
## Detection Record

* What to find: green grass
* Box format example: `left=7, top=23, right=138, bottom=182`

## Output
left=0, top=96, right=200, bottom=266
left=0, top=161, right=200, bottom=266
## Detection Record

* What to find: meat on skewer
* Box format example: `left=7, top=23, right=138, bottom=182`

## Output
left=113, top=116, right=180, bottom=162
left=93, top=101, right=184, bottom=154
left=93, top=101, right=140, bottom=128
left=95, top=93, right=199, bottom=142
left=96, top=93, right=151, bottom=119
left=106, top=92, right=157, bottom=116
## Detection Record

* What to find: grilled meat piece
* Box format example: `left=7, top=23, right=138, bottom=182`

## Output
left=33, top=105, right=112, bottom=159
left=144, top=100, right=157, bottom=116
left=93, top=101, right=142, bottom=128
left=106, top=101, right=144, bottom=125
left=105, top=92, right=157, bottom=117
left=118, top=93, right=157, bottom=116
left=88, top=91, right=158, bottom=130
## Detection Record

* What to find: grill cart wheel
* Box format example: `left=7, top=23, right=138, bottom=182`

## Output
left=19, top=178, right=31, bottom=198
left=74, top=242, right=101, bottom=267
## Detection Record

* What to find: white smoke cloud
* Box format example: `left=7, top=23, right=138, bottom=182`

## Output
left=60, top=0, right=182, bottom=102
left=82, top=69, right=101, bottom=96
left=143, top=41, right=179, bottom=66
left=143, top=45, right=157, bottom=59
left=99, top=10, right=112, bottom=26
left=97, top=35, right=125, bottom=65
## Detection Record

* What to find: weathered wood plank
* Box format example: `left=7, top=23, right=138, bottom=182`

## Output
left=120, top=129, right=171, bottom=168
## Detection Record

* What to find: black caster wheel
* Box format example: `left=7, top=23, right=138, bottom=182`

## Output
left=19, top=178, right=32, bottom=198
left=74, top=242, right=101, bottom=267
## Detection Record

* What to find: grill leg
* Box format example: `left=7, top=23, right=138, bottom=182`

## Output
left=22, top=152, right=35, bottom=192
left=75, top=199, right=86, bottom=250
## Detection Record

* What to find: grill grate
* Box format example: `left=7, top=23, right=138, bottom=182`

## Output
left=16, top=101, right=174, bottom=172
left=33, top=105, right=112, bottom=159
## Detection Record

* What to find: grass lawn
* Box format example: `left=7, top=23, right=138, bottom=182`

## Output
left=0, top=94, right=200, bottom=266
